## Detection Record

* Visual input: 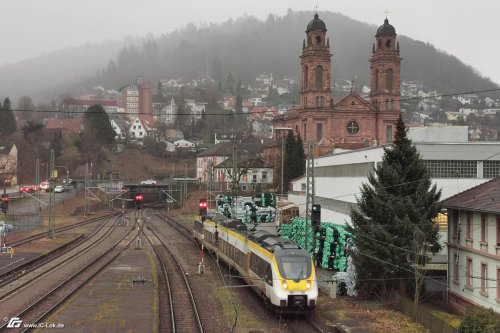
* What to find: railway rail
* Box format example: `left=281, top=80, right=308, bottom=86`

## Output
left=0, top=212, right=138, bottom=332
left=143, top=217, right=203, bottom=333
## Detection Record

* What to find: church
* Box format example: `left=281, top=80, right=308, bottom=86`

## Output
left=264, top=13, right=402, bottom=164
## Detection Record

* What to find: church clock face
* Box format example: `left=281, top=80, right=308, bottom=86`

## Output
left=346, top=120, right=360, bottom=135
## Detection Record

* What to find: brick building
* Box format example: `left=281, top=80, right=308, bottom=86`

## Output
left=264, top=14, right=401, bottom=167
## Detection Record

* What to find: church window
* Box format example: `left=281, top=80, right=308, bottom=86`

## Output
left=386, top=125, right=393, bottom=142
left=295, top=125, right=299, bottom=133
left=316, top=123, right=323, bottom=141
left=390, top=99, right=394, bottom=111
left=386, top=39, right=391, bottom=48
left=315, top=36, right=321, bottom=45
left=303, top=123, right=307, bottom=140
left=346, top=120, right=359, bottom=135
left=304, top=66, right=308, bottom=89
left=374, top=69, right=379, bottom=90
left=315, top=65, right=323, bottom=90
left=386, top=69, right=393, bottom=91
left=385, top=99, right=390, bottom=110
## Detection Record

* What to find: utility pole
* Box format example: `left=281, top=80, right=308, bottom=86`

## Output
left=305, top=140, right=315, bottom=253
left=48, top=150, right=56, bottom=239
left=84, top=163, right=89, bottom=217
left=35, top=158, right=41, bottom=213
left=232, top=142, right=238, bottom=218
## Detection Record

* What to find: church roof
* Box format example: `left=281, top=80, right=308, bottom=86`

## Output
left=375, top=18, right=396, bottom=37
left=306, top=13, right=327, bottom=33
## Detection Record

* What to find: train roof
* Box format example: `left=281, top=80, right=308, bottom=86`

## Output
left=205, top=216, right=302, bottom=253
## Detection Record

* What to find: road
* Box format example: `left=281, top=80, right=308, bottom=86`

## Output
left=3, top=189, right=76, bottom=216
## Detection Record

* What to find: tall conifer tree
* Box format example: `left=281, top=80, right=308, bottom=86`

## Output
left=348, top=115, right=442, bottom=299
left=0, top=97, right=17, bottom=137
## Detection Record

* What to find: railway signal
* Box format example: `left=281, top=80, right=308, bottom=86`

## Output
left=199, top=199, right=208, bottom=218
left=1, top=195, right=8, bottom=214
left=135, top=194, right=143, bottom=209
left=311, top=204, right=321, bottom=228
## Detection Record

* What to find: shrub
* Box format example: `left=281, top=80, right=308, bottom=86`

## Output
left=458, top=306, right=500, bottom=333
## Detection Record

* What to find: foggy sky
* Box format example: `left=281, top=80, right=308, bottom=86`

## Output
left=1, top=0, right=499, bottom=85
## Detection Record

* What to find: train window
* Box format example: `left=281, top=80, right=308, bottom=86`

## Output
left=277, top=255, right=311, bottom=280
left=264, top=264, right=273, bottom=286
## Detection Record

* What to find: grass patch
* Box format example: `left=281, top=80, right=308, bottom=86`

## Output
left=429, top=309, right=462, bottom=328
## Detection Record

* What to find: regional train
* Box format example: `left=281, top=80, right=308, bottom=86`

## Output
left=193, top=217, right=318, bottom=311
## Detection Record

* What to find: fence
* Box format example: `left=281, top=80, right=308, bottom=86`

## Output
left=398, top=296, right=459, bottom=333
left=7, top=214, right=42, bottom=233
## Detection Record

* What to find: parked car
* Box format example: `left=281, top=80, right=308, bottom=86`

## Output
left=141, top=179, right=157, bottom=185
left=54, top=185, right=64, bottom=193
left=39, top=181, right=50, bottom=192
left=19, top=185, right=30, bottom=193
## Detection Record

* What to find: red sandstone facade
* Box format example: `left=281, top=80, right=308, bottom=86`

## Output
left=264, top=14, right=402, bottom=168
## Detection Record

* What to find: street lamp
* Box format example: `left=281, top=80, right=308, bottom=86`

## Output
left=274, top=127, right=292, bottom=200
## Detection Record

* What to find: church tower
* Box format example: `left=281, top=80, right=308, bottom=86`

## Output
left=369, top=18, right=401, bottom=112
left=300, top=13, right=332, bottom=109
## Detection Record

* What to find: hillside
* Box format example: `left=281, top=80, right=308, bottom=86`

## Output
left=1, top=10, right=498, bottom=103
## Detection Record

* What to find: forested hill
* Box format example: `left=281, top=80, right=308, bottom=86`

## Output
left=1, top=10, right=498, bottom=103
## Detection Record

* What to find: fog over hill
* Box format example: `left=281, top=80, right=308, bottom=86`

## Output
left=1, top=10, right=498, bottom=104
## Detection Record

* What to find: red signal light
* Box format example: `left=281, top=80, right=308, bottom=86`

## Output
left=135, top=195, right=143, bottom=201
left=2, top=197, right=8, bottom=202
left=121, top=188, right=126, bottom=193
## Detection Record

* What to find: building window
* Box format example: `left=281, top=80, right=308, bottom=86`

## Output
left=496, top=216, right=500, bottom=246
left=386, top=69, right=393, bottom=91
left=304, top=66, right=308, bottom=89
left=262, top=172, right=267, bottom=180
left=497, top=267, right=500, bottom=300
left=386, top=125, right=393, bottom=143
left=480, top=262, right=488, bottom=296
left=481, top=213, right=487, bottom=244
left=301, top=183, right=306, bottom=191
left=139, top=132, right=143, bottom=136
left=452, top=210, right=459, bottom=242
left=346, top=120, right=359, bottom=135
left=484, top=160, right=500, bottom=178
left=423, top=160, right=477, bottom=178
left=466, top=257, right=473, bottom=289
left=466, top=211, right=473, bottom=240
left=252, top=175, right=257, bottom=183
left=315, top=65, right=323, bottom=90
left=303, top=123, right=307, bottom=141
left=317, top=123, right=323, bottom=141
left=453, top=252, right=459, bottom=284
left=374, top=69, right=379, bottom=90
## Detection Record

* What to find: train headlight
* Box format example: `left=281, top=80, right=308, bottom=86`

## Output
left=306, top=280, right=312, bottom=289
left=281, top=280, right=288, bottom=289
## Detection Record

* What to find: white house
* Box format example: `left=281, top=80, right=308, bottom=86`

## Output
left=173, top=139, right=195, bottom=149
left=184, top=99, right=206, bottom=120
left=110, top=118, right=131, bottom=140
left=442, top=178, right=500, bottom=314
left=128, top=116, right=146, bottom=140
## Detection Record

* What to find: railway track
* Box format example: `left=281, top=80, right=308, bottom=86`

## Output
left=143, top=214, right=203, bottom=333
left=158, top=210, right=332, bottom=333
left=0, top=213, right=128, bottom=286
left=0, top=213, right=137, bottom=332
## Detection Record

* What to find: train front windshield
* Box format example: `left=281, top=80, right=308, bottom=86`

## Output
left=277, top=255, right=311, bottom=280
